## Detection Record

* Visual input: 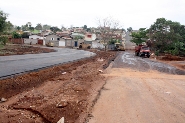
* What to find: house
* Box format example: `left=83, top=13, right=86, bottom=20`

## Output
left=56, top=31, right=72, bottom=39
left=65, top=39, right=84, bottom=48
left=84, top=33, right=96, bottom=41
left=74, top=28, right=84, bottom=33
left=29, top=35, right=42, bottom=39
left=71, top=33, right=85, bottom=39
left=23, top=35, right=44, bottom=45
left=91, top=40, right=104, bottom=49
left=45, top=34, right=65, bottom=47
left=41, top=30, right=52, bottom=36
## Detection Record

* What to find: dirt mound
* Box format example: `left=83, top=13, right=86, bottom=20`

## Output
left=0, top=50, right=117, bottom=123
left=158, top=54, right=185, bottom=61
left=0, top=45, right=55, bottom=56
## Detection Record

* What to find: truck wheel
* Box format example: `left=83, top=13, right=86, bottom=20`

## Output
left=147, top=55, right=150, bottom=58
left=139, top=53, right=142, bottom=57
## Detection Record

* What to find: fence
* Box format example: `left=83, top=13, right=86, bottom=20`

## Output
left=9, top=38, right=24, bottom=44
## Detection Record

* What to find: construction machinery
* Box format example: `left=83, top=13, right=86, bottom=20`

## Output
left=46, top=42, right=54, bottom=47
left=135, top=45, right=150, bottom=58
left=114, top=42, right=125, bottom=51
left=79, top=42, right=91, bottom=49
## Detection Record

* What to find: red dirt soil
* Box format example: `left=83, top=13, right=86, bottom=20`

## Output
left=0, top=44, right=55, bottom=56
left=0, top=50, right=117, bottom=123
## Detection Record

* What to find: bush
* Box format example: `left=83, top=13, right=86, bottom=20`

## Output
left=12, top=31, right=21, bottom=38
left=0, top=36, right=8, bottom=45
left=155, top=50, right=159, bottom=56
left=109, top=39, right=120, bottom=44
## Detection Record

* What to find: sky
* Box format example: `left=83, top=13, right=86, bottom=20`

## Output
left=1, top=0, right=185, bottom=30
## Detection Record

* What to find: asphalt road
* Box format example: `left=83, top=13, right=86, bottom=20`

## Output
left=113, top=51, right=185, bottom=75
left=125, top=31, right=136, bottom=50
left=0, top=48, right=95, bottom=78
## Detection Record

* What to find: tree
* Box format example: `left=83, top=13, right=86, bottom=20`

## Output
left=149, top=18, right=185, bottom=56
left=0, top=10, right=8, bottom=34
left=35, top=23, right=42, bottom=30
left=97, top=17, right=122, bottom=51
left=17, top=26, right=21, bottom=31
left=122, top=28, right=126, bottom=32
left=86, top=28, right=91, bottom=32
left=0, top=36, right=8, bottom=46
left=27, top=22, right=32, bottom=27
left=43, top=24, right=51, bottom=30
left=130, top=28, right=148, bottom=45
left=83, top=25, right=87, bottom=30
left=127, top=27, right=132, bottom=32
left=29, top=27, right=34, bottom=31
left=98, top=17, right=121, bottom=51
left=21, top=32, right=30, bottom=38
left=21, top=24, right=29, bottom=31
left=4, top=21, right=14, bottom=33
left=50, top=26, right=61, bottom=33
left=12, top=31, right=21, bottom=39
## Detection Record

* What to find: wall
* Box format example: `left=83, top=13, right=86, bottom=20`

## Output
left=92, top=41, right=104, bottom=49
left=24, top=39, right=38, bottom=44
left=45, top=35, right=61, bottom=46
left=65, top=39, right=84, bottom=47
left=59, top=41, right=65, bottom=46
left=29, top=35, right=41, bottom=39
left=10, top=39, right=24, bottom=44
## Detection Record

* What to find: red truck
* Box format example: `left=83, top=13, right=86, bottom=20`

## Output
left=135, top=45, right=150, bottom=58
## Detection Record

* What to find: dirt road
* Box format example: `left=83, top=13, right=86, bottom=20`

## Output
left=88, top=52, right=185, bottom=123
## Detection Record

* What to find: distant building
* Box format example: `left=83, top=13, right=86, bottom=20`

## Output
left=84, top=33, right=96, bottom=41
left=29, top=35, right=42, bottom=39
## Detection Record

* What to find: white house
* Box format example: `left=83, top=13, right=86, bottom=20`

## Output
left=84, top=33, right=96, bottom=41
left=29, top=35, right=43, bottom=39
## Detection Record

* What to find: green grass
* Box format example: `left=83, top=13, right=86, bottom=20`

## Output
left=32, top=29, right=40, bottom=34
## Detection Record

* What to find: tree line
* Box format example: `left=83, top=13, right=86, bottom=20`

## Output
left=130, top=18, right=185, bottom=56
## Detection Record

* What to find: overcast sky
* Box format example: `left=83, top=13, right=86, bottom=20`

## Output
left=1, top=0, right=185, bottom=30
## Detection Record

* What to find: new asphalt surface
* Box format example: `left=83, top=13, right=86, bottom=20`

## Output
left=0, top=47, right=95, bottom=78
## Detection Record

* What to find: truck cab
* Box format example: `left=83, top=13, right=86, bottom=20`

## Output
left=135, top=45, right=150, bottom=58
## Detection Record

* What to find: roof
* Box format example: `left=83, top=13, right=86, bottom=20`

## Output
left=71, top=33, right=85, bottom=37
left=45, top=34, right=60, bottom=38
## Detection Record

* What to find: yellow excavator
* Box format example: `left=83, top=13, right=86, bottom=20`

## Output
left=46, top=41, right=54, bottom=47
left=114, top=42, right=125, bottom=51
left=79, top=42, right=91, bottom=49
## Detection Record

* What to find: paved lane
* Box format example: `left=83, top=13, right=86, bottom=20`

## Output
left=113, top=51, right=185, bottom=75
left=0, top=48, right=95, bottom=78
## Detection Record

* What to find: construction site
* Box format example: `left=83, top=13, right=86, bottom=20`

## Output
left=0, top=45, right=185, bottom=123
